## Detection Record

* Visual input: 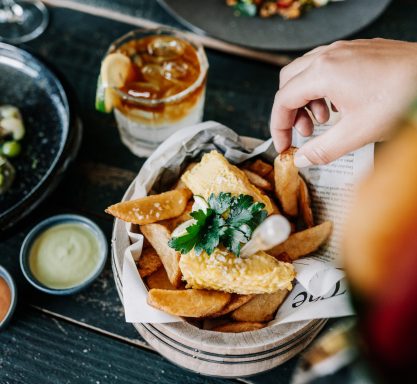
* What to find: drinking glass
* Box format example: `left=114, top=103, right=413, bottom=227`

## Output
left=0, top=0, right=48, bottom=44
left=106, top=28, right=209, bottom=157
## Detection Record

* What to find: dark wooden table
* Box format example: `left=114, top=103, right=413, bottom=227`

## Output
left=0, top=1, right=416, bottom=383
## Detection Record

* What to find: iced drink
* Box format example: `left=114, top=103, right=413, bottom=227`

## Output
left=97, top=28, right=208, bottom=157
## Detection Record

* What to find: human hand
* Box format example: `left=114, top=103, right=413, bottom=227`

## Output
left=270, top=38, right=417, bottom=167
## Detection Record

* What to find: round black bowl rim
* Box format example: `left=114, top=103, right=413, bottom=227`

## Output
left=0, top=43, right=79, bottom=231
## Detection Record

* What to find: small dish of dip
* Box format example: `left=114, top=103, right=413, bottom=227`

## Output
left=20, top=214, right=107, bottom=295
left=0, top=266, right=17, bottom=330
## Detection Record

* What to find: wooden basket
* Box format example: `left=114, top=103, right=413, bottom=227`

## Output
left=111, top=136, right=326, bottom=378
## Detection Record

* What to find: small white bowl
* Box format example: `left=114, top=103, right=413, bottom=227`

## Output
left=20, top=214, right=108, bottom=295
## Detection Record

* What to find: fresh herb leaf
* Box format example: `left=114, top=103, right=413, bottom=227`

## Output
left=190, top=208, right=213, bottom=224
left=169, top=193, right=268, bottom=257
left=208, top=192, right=231, bottom=215
left=168, top=209, right=213, bottom=254
left=250, top=208, right=268, bottom=231
left=222, top=226, right=247, bottom=256
left=238, top=223, right=252, bottom=239
left=195, top=214, right=223, bottom=256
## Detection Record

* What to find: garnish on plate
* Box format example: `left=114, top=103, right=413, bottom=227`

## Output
left=0, top=105, right=25, bottom=194
left=168, top=192, right=268, bottom=256
left=227, top=0, right=331, bottom=20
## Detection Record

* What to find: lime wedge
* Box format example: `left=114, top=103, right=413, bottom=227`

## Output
left=95, top=75, right=109, bottom=113
left=95, top=53, right=132, bottom=113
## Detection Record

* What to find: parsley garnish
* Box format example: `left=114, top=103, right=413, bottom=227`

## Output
left=168, top=193, right=267, bottom=256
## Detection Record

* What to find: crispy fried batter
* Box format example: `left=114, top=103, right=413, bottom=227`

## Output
left=180, top=248, right=295, bottom=294
left=181, top=151, right=274, bottom=214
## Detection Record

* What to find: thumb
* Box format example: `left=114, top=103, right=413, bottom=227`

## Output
left=294, top=118, right=367, bottom=167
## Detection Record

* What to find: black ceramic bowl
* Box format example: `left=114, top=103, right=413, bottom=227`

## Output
left=0, top=43, right=81, bottom=230
left=158, top=0, right=392, bottom=51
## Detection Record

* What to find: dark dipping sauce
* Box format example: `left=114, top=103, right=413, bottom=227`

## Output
left=0, top=276, right=11, bottom=322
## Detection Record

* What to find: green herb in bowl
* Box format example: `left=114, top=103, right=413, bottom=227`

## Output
left=0, top=105, right=25, bottom=194
left=169, top=193, right=268, bottom=256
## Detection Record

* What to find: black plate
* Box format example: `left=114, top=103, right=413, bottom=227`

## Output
left=158, top=0, right=391, bottom=51
left=0, top=43, right=79, bottom=231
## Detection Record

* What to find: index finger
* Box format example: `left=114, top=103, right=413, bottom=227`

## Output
left=270, top=68, right=326, bottom=153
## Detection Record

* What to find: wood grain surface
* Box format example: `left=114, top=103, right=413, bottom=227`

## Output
left=0, top=308, right=229, bottom=384
left=0, top=0, right=415, bottom=383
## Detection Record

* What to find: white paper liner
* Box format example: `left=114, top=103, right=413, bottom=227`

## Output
left=120, top=120, right=373, bottom=324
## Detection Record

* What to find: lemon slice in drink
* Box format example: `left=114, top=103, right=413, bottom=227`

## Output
left=95, top=53, right=132, bottom=113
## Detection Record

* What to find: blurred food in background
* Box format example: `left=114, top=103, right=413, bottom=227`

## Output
left=344, top=101, right=417, bottom=382
left=226, top=0, right=331, bottom=20
left=292, top=100, right=417, bottom=384
left=291, top=320, right=358, bottom=384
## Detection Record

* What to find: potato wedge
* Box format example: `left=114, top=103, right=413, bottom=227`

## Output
left=147, top=289, right=231, bottom=317
left=181, top=150, right=274, bottom=214
left=140, top=223, right=182, bottom=287
left=299, top=177, right=314, bottom=228
left=243, top=169, right=273, bottom=191
left=161, top=200, right=193, bottom=232
left=265, top=170, right=275, bottom=186
left=106, top=190, right=189, bottom=225
left=210, top=294, right=254, bottom=318
left=270, top=198, right=281, bottom=215
left=274, top=147, right=300, bottom=216
left=276, top=252, right=292, bottom=263
left=231, top=290, right=288, bottom=322
left=212, top=322, right=266, bottom=333
left=146, top=268, right=177, bottom=290
left=138, top=247, right=162, bottom=278
left=246, top=159, right=273, bottom=177
left=174, top=184, right=193, bottom=200
left=268, top=221, right=333, bottom=261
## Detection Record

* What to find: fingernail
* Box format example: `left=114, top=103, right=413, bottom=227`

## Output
left=294, top=154, right=313, bottom=168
